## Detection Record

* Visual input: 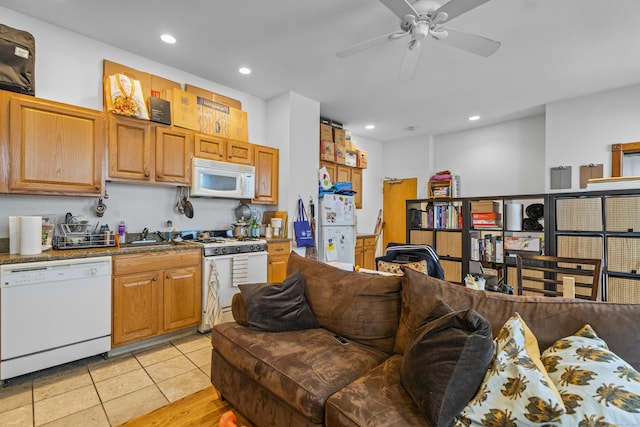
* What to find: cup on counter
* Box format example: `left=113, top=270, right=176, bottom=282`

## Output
left=270, top=218, right=282, bottom=238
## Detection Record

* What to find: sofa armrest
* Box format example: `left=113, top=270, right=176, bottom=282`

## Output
left=231, top=292, right=249, bottom=326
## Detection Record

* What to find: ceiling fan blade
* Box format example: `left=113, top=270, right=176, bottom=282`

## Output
left=398, top=40, right=422, bottom=80
left=379, top=0, right=418, bottom=20
left=434, top=0, right=491, bottom=23
left=336, top=31, right=407, bottom=58
left=437, top=27, right=501, bottom=57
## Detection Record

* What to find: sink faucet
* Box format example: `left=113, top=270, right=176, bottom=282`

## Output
left=141, top=227, right=149, bottom=240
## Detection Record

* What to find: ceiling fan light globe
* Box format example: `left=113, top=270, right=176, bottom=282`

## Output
left=412, top=23, right=429, bottom=40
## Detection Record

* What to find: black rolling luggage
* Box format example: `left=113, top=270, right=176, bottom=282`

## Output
left=0, top=23, right=35, bottom=95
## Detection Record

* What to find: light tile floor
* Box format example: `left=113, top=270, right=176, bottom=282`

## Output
left=0, top=332, right=215, bottom=426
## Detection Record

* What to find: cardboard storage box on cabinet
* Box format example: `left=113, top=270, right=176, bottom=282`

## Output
left=335, top=143, right=346, bottom=165
left=320, top=123, right=333, bottom=141
left=345, top=150, right=357, bottom=167
left=357, top=149, right=368, bottom=169
left=167, top=88, right=248, bottom=141
left=321, top=140, right=335, bottom=161
left=333, top=128, right=346, bottom=145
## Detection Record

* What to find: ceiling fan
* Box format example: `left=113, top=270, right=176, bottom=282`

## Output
left=336, top=0, right=501, bottom=80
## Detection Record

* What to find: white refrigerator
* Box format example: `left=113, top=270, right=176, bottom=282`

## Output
left=317, top=194, right=356, bottom=267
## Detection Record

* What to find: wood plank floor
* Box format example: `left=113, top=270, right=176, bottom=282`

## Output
left=118, top=386, right=253, bottom=427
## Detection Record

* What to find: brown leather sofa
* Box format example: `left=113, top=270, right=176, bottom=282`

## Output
left=210, top=252, right=640, bottom=426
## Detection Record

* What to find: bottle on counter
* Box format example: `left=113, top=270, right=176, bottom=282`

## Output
left=250, top=218, right=259, bottom=238
left=118, top=221, right=126, bottom=243
left=265, top=224, right=273, bottom=239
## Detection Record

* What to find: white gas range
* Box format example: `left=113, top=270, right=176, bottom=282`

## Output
left=190, top=234, right=268, bottom=332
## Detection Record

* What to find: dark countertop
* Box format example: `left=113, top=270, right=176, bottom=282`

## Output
left=0, top=242, right=202, bottom=265
left=265, top=238, right=292, bottom=244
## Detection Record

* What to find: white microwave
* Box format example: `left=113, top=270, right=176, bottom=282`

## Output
left=191, top=158, right=255, bottom=199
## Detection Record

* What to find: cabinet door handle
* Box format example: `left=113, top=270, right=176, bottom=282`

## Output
left=167, top=273, right=192, bottom=280
left=153, top=275, right=158, bottom=281
left=144, top=172, right=150, bottom=177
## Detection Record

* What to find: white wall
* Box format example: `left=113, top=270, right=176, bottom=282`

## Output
left=381, top=135, right=433, bottom=199
left=435, top=115, right=546, bottom=197
left=546, top=83, right=640, bottom=192
left=348, top=134, right=383, bottom=235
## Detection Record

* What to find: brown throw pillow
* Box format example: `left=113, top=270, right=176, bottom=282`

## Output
left=239, top=270, right=319, bottom=332
left=400, top=308, right=494, bottom=427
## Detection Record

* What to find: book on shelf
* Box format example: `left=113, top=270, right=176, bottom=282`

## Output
left=470, top=232, right=503, bottom=263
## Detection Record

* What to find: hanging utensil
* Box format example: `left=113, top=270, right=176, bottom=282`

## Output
left=176, top=187, right=185, bottom=214
left=183, top=187, right=194, bottom=219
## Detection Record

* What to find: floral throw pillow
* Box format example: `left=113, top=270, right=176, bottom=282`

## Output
left=454, top=313, right=566, bottom=427
left=541, top=324, right=640, bottom=425
left=377, top=260, right=427, bottom=275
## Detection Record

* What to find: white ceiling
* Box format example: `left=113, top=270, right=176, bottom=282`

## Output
left=2, top=0, right=640, bottom=142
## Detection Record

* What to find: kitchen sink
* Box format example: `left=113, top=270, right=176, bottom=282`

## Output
left=121, top=240, right=173, bottom=248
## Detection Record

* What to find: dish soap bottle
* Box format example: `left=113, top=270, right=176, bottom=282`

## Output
left=118, top=221, right=127, bottom=243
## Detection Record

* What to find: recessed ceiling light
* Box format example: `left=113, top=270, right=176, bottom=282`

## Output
left=160, top=34, right=176, bottom=44
left=468, top=115, right=480, bottom=121
left=238, top=67, right=251, bottom=75
left=365, top=124, right=375, bottom=130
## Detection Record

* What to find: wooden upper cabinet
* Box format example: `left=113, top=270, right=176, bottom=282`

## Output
left=194, top=133, right=226, bottom=161
left=227, top=139, right=253, bottom=165
left=155, top=126, right=192, bottom=185
left=194, top=134, right=253, bottom=165
left=351, top=167, right=363, bottom=209
left=336, top=165, right=351, bottom=183
left=107, top=114, right=192, bottom=185
left=8, top=93, right=105, bottom=196
left=108, top=114, right=152, bottom=181
left=253, top=144, right=279, bottom=204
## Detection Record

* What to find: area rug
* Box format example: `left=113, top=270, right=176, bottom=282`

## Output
left=118, top=386, right=253, bottom=427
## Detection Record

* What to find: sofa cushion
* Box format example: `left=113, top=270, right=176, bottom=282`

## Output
left=238, top=270, right=319, bottom=332
left=325, top=354, right=429, bottom=427
left=541, top=324, right=640, bottom=425
left=401, top=308, right=494, bottom=427
left=287, top=252, right=402, bottom=354
left=455, top=313, right=566, bottom=427
left=394, top=267, right=640, bottom=371
left=211, top=322, right=390, bottom=424
left=377, top=259, right=427, bottom=274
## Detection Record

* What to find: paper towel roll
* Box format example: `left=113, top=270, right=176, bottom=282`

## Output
left=9, top=216, right=20, bottom=254
left=20, top=216, right=42, bottom=255
left=506, top=204, right=523, bottom=231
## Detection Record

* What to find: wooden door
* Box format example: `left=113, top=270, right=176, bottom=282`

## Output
left=382, top=178, right=417, bottom=250
left=163, top=266, right=202, bottom=331
left=9, top=94, right=104, bottom=195
left=351, top=168, right=363, bottom=209
left=227, top=139, right=253, bottom=165
left=362, top=236, right=376, bottom=269
left=320, top=161, right=337, bottom=186
left=194, top=133, right=226, bottom=161
left=108, top=114, right=152, bottom=181
left=253, top=144, right=279, bottom=204
left=112, top=272, right=161, bottom=346
left=155, top=126, right=192, bottom=184
left=336, top=165, right=351, bottom=183
left=354, top=237, right=364, bottom=269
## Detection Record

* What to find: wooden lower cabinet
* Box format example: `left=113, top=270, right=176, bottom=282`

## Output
left=355, top=235, right=376, bottom=270
left=267, top=240, right=290, bottom=282
left=112, top=249, right=201, bottom=347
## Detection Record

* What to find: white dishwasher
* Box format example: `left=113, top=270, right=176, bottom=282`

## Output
left=0, top=256, right=112, bottom=381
